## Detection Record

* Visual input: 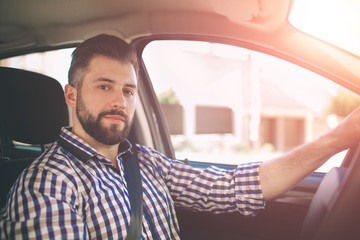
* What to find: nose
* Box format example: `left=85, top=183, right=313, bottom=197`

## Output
left=111, top=90, right=126, bottom=109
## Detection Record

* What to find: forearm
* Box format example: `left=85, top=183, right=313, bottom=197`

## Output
left=259, top=105, right=360, bottom=201
left=167, top=160, right=265, bottom=216
left=259, top=133, right=341, bottom=201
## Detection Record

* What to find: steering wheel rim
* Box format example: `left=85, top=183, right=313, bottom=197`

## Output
left=299, top=143, right=360, bottom=240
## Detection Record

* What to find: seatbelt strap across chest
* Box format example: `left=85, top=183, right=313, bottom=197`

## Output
left=123, top=145, right=143, bottom=240
left=57, top=138, right=144, bottom=239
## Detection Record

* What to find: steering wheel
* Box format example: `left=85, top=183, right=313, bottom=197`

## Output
left=298, top=143, right=360, bottom=240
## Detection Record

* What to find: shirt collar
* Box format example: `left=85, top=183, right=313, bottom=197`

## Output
left=58, top=127, right=132, bottom=164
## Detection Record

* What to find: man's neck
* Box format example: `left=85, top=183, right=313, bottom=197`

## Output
left=72, top=127, right=120, bottom=167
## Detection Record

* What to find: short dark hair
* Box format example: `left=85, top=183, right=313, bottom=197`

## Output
left=68, top=34, right=139, bottom=89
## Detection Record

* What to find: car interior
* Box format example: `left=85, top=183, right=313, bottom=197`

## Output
left=0, top=67, right=69, bottom=208
left=1, top=0, right=360, bottom=239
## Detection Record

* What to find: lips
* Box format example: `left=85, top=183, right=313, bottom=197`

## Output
left=98, top=109, right=128, bottom=125
left=103, top=115, right=125, bottom=124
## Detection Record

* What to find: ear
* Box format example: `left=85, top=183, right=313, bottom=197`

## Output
left=64, top=84, right=77, bottom=108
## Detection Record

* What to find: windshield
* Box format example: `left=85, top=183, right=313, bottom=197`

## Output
left=289, top=0, right=360, bottom=57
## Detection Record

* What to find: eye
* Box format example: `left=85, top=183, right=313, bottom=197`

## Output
left=98, top=85, right=110, bottom=90
left=124, top=89, right=135, bottom=96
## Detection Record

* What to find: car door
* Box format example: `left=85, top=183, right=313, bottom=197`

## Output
left=132, top=37, right=355, bottom=240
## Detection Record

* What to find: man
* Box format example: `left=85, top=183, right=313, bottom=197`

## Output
left=1, top=34, right=360, bottom=239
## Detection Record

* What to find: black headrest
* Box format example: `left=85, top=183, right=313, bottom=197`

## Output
left=0, top=67, right=69, bottom=144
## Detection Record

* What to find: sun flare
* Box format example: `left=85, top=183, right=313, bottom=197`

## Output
left=289, top=0, right=360, bottom=56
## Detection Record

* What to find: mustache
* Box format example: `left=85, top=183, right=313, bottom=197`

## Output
left=98, top=109, right=128, bottom=121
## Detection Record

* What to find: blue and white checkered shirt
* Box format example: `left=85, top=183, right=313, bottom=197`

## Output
left=0, top=127, right=265, bottom=239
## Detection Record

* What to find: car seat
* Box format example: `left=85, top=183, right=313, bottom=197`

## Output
left=0, top=66, right=69, bottom=209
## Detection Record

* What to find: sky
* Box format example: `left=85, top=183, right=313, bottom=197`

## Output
left=290, top=0, right=360, bottom=56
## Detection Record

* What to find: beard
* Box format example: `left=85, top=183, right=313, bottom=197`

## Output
left=76, top=92, right=132, bottom=145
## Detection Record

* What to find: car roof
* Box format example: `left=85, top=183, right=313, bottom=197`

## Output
left=0, top=0, right=289, bottom=47
left=1, top=0, right=360, bottom=93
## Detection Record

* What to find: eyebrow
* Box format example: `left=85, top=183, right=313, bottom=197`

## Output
left=95, top=77, right=138, bottom=90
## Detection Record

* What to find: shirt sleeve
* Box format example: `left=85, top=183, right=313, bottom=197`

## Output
left=0, top=166, right=90, bottom=240
left=139, top=146, right=265, bottom=217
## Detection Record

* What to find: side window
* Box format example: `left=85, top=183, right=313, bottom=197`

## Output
left=142, top=40, right=360, bottom=172
left=0, top=48, right=74, bottom=89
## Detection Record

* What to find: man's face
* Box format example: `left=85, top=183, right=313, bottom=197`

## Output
left=74, top=55, right=138, bottom=145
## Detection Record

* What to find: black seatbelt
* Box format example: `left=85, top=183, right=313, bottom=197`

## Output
left=57, top=138, right=144, bottom=239
left=123, top=145, right=143, bottom=240
left=122, top=145, right=159, bottom=239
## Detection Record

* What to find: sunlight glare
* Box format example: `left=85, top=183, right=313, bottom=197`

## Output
left=289, top=0, right=360, bottom=56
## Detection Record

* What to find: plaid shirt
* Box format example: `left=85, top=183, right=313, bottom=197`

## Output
left=0, top=127, right=264, bottom=239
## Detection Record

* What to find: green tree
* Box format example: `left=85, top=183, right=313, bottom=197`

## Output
left=157, top=89, right=181, bottom=104
left=327, top=90, right=360, bottom=117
